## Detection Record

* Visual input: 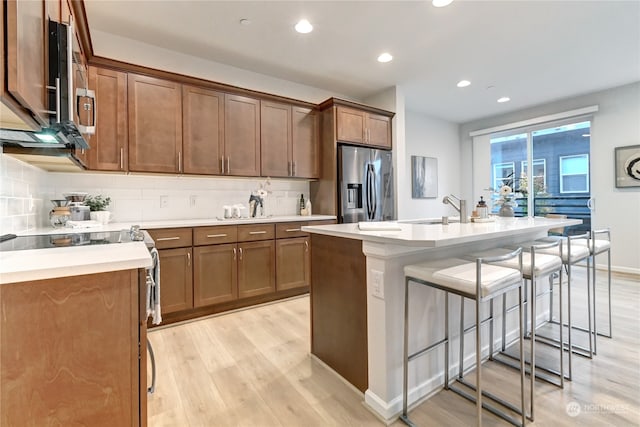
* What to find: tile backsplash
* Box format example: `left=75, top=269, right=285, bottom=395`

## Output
left=44, top=172, right=310, bottom=224
left=0, top=152, right=50, bottom=234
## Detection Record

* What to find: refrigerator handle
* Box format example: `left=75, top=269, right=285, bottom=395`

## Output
left=366, top=164, right=376, bottom=220
left=370, top=165, right=377, bottom=219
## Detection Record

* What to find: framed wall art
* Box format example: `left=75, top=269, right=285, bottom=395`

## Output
left=615, top=145, right=640, bottom=188
left=411, top=155, right=438, bottom=198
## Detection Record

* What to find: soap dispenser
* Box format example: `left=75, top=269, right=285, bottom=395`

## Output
left=476, top=196, right=488, bottom=219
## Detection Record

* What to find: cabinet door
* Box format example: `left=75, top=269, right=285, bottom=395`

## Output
left=237, top=240, right=275, bottom=299
left=194, top=244, right=237, bottom=307
left=5, top=0, right=48, bottom=126
left=183, top=85, right=225, bottom=175
left=276, top=237, right=310, bottom=291
left=158, top=247, right=193, bottom=314
left=87, top=67, right=127, bottom=171
left=336, top=106, right=365, bottom=144
left=292, top=106, right=319, bottom=178
left=366, top=113, right=392, bottom=148
left=128, top=74, right=182, bottom=173
left=224, top=94, right=260, bottom=176
left=260, top=101, right=291, bottom=177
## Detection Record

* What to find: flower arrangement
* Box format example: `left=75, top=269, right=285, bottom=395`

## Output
left=84, top=194, right=111, bottom=211
left=249, top=178, right=272, bottom=217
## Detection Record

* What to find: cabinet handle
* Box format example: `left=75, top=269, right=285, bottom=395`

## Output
left=293, top=161, right=296, bottom=176
left=221, top=157, right=225, bottom=174
left=239, top=247, right=243, bottom=260
left=249, top=230, right=267, bottom=235
left=178, top=151, right=182, bottom=173
left=187, top=251, right=191, bottom=266
left=233, top=247, right=237, bottom=260
left=305, top=240, right=309, bottom=252
left=156, top=236, right=180, bottom=241
left=227, top=157, right=230, bottom=173
left=120, top=148, right=124, bottom=170
left=285, top=228, right=301, bottom=232
left=288, top=161, right=291, bottom=176
left=206, top=233, right=227, bottom=238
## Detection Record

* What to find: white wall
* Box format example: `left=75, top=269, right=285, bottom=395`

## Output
left=460, top=82, right=640, bottom=273
left=402, top=110, right=461, bottom=219
left=0, top=149, right=50, bottom=234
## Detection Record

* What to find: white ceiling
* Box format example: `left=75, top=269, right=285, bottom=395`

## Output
left=84, top=0, right=640, bottom=123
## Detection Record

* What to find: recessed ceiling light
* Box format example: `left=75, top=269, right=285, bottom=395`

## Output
left=377, top=52, right=393, bottom=63
left=432, top=0, right=453, bottom=7
left=295, top=19, right=313, bottom=34
left=497, top=97, right=511, bottom=103
left=457, top=80, right=471, bottom=88
left=239, top=18, right=251, bottom=26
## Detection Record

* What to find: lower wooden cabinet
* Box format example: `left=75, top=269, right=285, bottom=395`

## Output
left=158, top=247, right=193, bottom=314
left=194, top=243, right=237, bottom=306
left=238, top=240, right=276, bottom=298
left=276, top=237, right=310, bottom=291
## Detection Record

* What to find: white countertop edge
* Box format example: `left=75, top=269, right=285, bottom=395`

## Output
left=20, top=215, right=336, bottom=236
left=0, top=243, right=152, bottom=284
left=302, top=217, right=582, bottom=247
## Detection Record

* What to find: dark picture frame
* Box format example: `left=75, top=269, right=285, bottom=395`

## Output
left=411, top=156, right=438, bottom=198
left=615, top=145, right=640, bottom=188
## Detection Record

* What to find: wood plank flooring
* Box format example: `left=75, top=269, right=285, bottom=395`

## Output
left=147, top=269, right=640, bottom=426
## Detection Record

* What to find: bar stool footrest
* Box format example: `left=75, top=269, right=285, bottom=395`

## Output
left=449, top=380, right=526, bottom=426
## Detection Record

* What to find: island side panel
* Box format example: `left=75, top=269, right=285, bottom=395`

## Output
left=310, top=234, right=367, bottom=392
left=0, top=269, right=142, bottom=426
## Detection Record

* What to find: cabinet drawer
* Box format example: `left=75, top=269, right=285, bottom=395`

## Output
left=193, top=226, right=237, bottom=246
left=276, top=222, right=309, bottom=239
left=147, top=228, right=193, bottom=249
left=237, top=224, right=275, bottom=242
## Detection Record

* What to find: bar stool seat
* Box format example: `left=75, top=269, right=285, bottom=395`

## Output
left=573, top=238, right=610, bottom=254
left=526, top=239, right=591, bottom=264
left=463, top=248, right=561, bottom=279
left=402, top=249, right=527, bottom=427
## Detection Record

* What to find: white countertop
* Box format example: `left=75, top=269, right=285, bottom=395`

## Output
left=302, top=216, right=582, bottom=247
left=1, top=215, right=335, bottom=284
left=19, top=215, right=336, bottom=236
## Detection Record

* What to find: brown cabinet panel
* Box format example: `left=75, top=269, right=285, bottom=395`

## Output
left=193, top=225, right=237, bottom=246
left=5, top=0, right=48, bottom=126
left=275, top=221, right=309, bottom=239
left=367, top=113, right=392, bottom=148
left=147, top=228, right=192, bottom=249
left=292, top=106, right=319, bottom=178
left=260, top=101, right=291, bottom=177
left=0, top=269, right=142, bottom=426
left=87, top=66, right=128, bottom=171
left=224, top=94, right=260, bottom=176
left=237, top=224, right=275, bottom=242
left=238, top=240, right=275, bottom=298
left=183, top=85, right=225, bottom=175
left=336, top=106, right=365, bottom=145
left=276, top=237, right=310, bottom=291
left=194, top=244, right=237, bottom=306
left=157, top=247, right=193, bottom=314
left=128, top=74, right=182, bottom=173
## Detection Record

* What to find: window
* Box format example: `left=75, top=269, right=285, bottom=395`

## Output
left=559, top=154, right=589, bottom=193
left=493, top=162, right=514, bottom=190
left=521, top=159, right=547, bottom=194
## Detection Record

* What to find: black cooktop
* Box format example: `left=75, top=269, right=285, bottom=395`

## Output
left=0, top=230, right=133, bottom=252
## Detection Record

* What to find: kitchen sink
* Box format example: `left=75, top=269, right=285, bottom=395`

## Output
left=399, top=218, right=460, bottom=225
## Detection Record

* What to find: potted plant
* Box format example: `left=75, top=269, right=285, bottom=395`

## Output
left=85, top=195, right=112, bottom=224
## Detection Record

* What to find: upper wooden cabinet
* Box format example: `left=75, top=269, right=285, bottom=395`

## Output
left=224, top=94, right=260, bottom=176
left=182, top=85, right=225, bottom=175
left=87, top=66, right=127, bottom=171
left=3, top=0, right=48, bottom=128
left=336, top=106, right=392, bottom=149
left=128, top=73, right=182, bottom=173
left=261, top=102, right=319, bottom=178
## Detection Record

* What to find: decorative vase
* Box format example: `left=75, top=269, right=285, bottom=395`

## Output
left=498, top=204, right=515, bottom=217
left=90, top=210, right=111, bottom=224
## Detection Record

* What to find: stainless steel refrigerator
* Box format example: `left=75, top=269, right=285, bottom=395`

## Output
left=338, top=145, right=395, bottom=223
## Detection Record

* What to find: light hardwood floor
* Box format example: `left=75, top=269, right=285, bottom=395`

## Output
left=148, top=269, right=640, bottom=426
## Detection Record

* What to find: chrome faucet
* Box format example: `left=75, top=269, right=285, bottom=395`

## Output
left=442, top=194, right=469, bottom=223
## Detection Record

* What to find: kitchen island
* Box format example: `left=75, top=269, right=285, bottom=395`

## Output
left=302, top=216, right=580, bottom=422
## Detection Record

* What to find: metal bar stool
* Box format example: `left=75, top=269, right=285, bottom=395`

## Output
left=531, top=232, right=591, bottom=380
left=401, top=248, right=526, bottom=427
left=464, top=240, right=564, bottom=421
left=574, top=228, right=612, bottom=352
